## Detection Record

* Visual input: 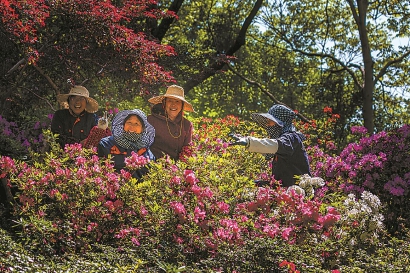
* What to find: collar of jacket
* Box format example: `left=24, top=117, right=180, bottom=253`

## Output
left=68, top=109, right=86, bottom=118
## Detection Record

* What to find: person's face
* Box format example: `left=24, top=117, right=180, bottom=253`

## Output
left=68, top=95, right=87, bottom=115
left=164, top=98, right=183, bottom=119
left=123, top=115, right=143, bottom=134
left=266, top=119, right=277, bottom=127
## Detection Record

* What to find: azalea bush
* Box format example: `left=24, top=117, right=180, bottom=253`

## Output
left=1, top=114, right=410, bottom=272
left=296, top=106, right=341, bottom=155
left=309, top=124, right=410, bottom=236
left=0, top=115, right=51, bottom=157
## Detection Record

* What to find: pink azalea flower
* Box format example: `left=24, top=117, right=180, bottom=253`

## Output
left=49, top=189, right=59, bottom=198
left=184, top=170, right=197, bottom=185
left=75, top=156, right=86, bottom=166
left=173, top=234, right=184, bottom=244
left=216, top=201, right=230, bottom=214
left=131, top=237, right=140, bottom=246
left=124, top=151, right=149, bottom=169
left=281, top=227, right=293, bottom=240
left=170, top=201, right=186, bottom=215
left=170, top=176, right=182, bottom=186
left=87, top=222, right=98, bottom=232
left=194, top=206, right=206, bottom=223
left=140, top=206, right=148, bottom=217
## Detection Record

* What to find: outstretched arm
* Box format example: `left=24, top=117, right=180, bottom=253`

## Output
left=248, top=137, right=278, bottom=154
left=230, top=133, right=278, bottom=154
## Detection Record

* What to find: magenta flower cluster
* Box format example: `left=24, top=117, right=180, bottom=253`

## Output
left=162, top=168, right=342, bottom=251
left=309, top=124, right=410, bottom=232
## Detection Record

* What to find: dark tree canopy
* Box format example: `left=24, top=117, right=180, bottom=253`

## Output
left=1, top=0, right=409, bottom=154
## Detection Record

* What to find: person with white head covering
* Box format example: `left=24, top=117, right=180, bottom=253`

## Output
left=230, top=104, right=311, bottom=187
left=98, top=109, right=155, bottom=179
left=147, top=85, right=195, bottom=161
left=51, top=85, right=110, bottom=147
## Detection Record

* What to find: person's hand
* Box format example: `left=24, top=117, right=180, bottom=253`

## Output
left=228, top=133, right=249, bottom=147
left=97, top=111, right=110, bottom=130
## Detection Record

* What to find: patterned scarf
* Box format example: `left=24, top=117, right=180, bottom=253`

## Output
left=112, top=109, right=155, bottom=151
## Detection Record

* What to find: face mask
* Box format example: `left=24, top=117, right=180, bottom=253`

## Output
left=266, top=124, right=283, bottom=139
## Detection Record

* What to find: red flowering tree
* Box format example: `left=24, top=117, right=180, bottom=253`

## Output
left=0, top=0, right=176, bottom=122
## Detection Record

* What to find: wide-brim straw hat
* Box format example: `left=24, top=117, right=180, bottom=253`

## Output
left=56, top=85, right=99, bottom=113
left=148, top=85, right=195, bottom=112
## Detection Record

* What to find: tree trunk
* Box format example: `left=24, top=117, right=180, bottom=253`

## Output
left=352, top=0, right=374, bottom=134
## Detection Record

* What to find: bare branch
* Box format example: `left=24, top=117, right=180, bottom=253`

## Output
left=32, top=64, right=60, bottom=94
left=5, top=58, right=26, bottom=76
left=20, top=86, right=56, bottom=112
left=5, top=45, right=46, bottom=77
left=279, top=36, right=364, bottom=89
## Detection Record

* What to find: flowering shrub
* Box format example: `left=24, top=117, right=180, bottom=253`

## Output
left=339, top=191, right=384, bottom=244
left=297, top=106, right=341, bottom=155
left=0, top=116, right=409, bottom=272
left=0, top=115, right=51, bottom=156
left=310, top=124, right=410, bottom=235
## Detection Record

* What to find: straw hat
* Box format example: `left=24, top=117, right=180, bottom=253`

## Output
left=57, top=85, right=99, bottom=113
left=148, top=85, right=195, bottom=112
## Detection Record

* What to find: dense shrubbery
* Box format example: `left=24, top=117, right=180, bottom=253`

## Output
left=308, top=124, right=410, bottom=236
left=0, top=115, right=51, bottom=157
left=1, top=113, right=410, bottom=272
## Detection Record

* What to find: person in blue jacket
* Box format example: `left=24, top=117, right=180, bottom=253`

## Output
left=230, top=104, right=311, bottom=187
left=98, top=109, right=155, bottom=179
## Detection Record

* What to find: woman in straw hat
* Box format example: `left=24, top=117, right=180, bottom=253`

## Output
left=51, top=85, right=110, bottom=148
left=147, top=85, right=194, bottom=161
left=230, top=104, right=311, bottom=187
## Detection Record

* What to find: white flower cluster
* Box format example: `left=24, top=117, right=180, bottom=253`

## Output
left=361, top=191, right=382, bottom=213
left=343, top=191, right=384, bottom=243
left=298, top=174, right=326, bottom=188
left=296, top=174, right=325, bottom=197
left=286, top=185, right=305, bottom=196
left=344, top=191, right=383, bottom=216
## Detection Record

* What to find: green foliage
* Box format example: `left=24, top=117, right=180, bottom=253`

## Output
left=0, top=116, right=410, bottom=272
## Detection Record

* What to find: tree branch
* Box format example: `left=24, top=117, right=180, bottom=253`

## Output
left=33, top=64, right=60, bottom=94
left=21, top=86, right=56, bottom=112
left=152, top=0, right=185, bottom=42
left=279, top=34, right=364, bottom=89
left=374, top=49, right=410, bottom=85
left=183, top=0, right=263, bottom=92
left=5, top=58, right=26, bottom=76
left=5, top=45, right=46, bottom=77
left=227, top=63, right=311, bottom=123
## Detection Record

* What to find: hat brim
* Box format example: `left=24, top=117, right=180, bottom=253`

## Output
left=251, top=112, right=284, bottom=128
left=148, top=94, right=195, bottom=112
left=56, top=94, right=99, bottom=113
